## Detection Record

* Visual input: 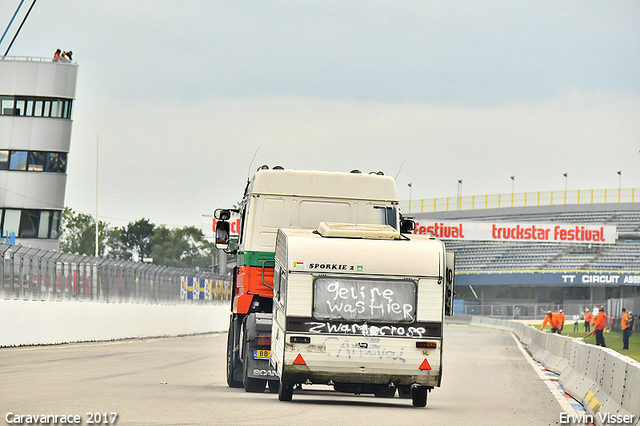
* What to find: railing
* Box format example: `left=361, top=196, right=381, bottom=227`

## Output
left=1, top=243, right=230, bottom=303
left=0, top=55, right=77, bottom=64
left=402, top=187, right=639, bottom=213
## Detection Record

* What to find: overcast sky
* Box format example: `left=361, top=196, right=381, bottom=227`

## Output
left=2, top=1, right=639, bottom=229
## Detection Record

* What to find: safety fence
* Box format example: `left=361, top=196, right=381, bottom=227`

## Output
left=1, top=243, right=231, bottom=303
left=458, top=302, right=565, bottom=320
left=470, top=316, right=640, bottom=426
left=401, top=187, right=639, bottom=214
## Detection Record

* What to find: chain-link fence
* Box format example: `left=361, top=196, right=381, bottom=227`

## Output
left=1, top=243, right=231, bottom=304
left=458, top=299, right=640, bottom=331
left=459, top=302, right=565, bottom=320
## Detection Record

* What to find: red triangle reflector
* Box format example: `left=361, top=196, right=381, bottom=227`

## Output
left=419, top=358, right=432, bottom=370
left=293, top=353, right=306, bottom=365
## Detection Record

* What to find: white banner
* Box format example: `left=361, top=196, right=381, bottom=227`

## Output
left=413, top=220, right=616, bottom=244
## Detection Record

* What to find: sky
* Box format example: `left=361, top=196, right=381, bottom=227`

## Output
left=1, top=1, right=639, bottom=230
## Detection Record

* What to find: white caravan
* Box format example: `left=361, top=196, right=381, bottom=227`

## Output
left=270, top=222, right=454, bottom=407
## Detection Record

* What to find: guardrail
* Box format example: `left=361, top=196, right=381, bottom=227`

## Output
left=1, top=243, right=230, bottom=303
left=401, top=187, right=639, bottom=213
left=470, top=316, right=640, bottom=426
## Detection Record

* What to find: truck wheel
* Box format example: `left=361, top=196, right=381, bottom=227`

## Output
left=226, top=324, right=242, bottom=388
left=268, top=380, right=280, bottom=393
left=411, top=387, right=428, bottom=407
left=243, top=348, right=267, bottom=393
left=278, top=380, right=293, bottom=401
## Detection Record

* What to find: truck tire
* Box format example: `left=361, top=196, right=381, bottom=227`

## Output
left=226, top=324, right=243, bottom=388
left=278, top=380, right=293, bottom=401
left=411, top=387, right=428, bottom=407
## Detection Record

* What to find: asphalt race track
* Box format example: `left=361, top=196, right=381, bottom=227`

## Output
left=0, top=325, right=562, bottom=426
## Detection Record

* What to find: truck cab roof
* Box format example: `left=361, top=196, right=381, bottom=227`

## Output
left=246, top=169, right=398, bottom=201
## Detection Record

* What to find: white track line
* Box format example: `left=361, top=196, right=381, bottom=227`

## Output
left=509, top=332, right=584, bottom=416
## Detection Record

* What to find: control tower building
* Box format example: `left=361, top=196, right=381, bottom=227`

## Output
left=0, top=56, right=79, bottom=250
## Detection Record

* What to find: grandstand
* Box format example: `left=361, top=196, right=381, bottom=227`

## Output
left=405, top=192, right=640, bottom=318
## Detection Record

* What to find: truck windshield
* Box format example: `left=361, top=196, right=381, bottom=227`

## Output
left=370, top=205, right=397, bottom=229
left=295, top=201, right=397, bottom=229
left=313, top=277, right=416, bottom=322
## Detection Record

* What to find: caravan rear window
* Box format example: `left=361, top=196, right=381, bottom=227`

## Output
left=313, top=277, right=416, bottom=322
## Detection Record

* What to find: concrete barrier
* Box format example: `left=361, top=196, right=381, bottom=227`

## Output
left=445, top=314, right=472, bottom=325
left=0, top=299, right=230, bottom=347
left=469, top=316, right=640, bottom=426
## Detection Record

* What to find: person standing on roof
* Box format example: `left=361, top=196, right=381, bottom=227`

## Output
left=593, top=306, right=607, bottom=347
left=621, top=308, right=630, bottom=350
left=584, top=308, right=592, bottom=333
left=558, top=309, right=566, bottom=334
left=53, top=49, right=62, bottom=62
left=541, top=311, right=560, bottom=334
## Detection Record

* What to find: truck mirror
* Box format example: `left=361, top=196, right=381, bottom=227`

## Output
left=216, top=220, right=230, bottom=249
left=400, top=219, right=415, bottom=233
left=214, top=209, right=231, bottom=221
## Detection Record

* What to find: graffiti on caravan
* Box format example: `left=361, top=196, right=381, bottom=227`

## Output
left=313, top=278, right=416, bottom=322
left=413, top=221, right=616, bottom=244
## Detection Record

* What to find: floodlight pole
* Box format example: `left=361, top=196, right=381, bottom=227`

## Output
left=95, top=134, right=99, bottom=257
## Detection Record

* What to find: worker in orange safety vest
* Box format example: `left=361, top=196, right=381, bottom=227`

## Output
left=593, top=307, right=607, bottom=347
left=584, top=308, right=592, bottom=333
left=541, top=311, right=561, bottom=334
left=558, top=309, right=566, bottom=334
left=621, top=308, right=630, bottom=350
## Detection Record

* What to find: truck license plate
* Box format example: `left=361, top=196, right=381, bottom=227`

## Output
left=254, top=349, right=270, bottom=359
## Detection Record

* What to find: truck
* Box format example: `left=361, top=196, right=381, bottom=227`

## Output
left=214, top=167, right=454, bottom=406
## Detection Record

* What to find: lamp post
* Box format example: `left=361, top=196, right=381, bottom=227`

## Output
left=408, top=183, right=412, bottom=213
left=458, top=179, right=463, bottom=210
left=563, top=172, right=568, bottom=204
left=510, top=175, right=515, bottom=207
left=95, top=134, right=99, bottom=257
left=618, top=170, right=622, bottom=202
left=617, top=170, right=622, bottom=189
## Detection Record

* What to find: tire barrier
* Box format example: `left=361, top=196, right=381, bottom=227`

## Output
left=470, top=316, right=640, bottom=426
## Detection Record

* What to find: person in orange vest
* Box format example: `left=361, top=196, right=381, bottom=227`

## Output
left=558, top=309, right=566, bottom=334
left=584, top=308, right=592, bottom=333
left=593, top=306, right=607, bottom=347
left=541, top=311, right=560, bottom=334
left=621, top=308, right=630, bottom=350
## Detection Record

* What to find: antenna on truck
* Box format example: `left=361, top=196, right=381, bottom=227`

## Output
left=243, top=147, right=260, bottom=197
left=394, top=160, right=405, bottom=180
left=247, top=147, right=259, bottom=180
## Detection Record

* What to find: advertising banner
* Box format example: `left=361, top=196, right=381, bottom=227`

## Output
left=201, top=214, right=241, bottom=239
left=456, top=271, right=640, bottom=286
left=413, top=220, right=616, bottom=244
